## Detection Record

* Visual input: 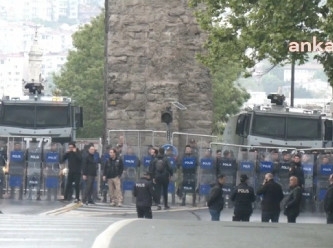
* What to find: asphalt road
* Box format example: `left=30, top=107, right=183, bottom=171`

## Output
left=0, top=198, right=331, bottom=248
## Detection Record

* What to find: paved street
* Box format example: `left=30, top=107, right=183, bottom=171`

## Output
left=0, top=214, right=115, bottom=248
left=0, top=197, right=331, bottom=248
left=61, top=200, right=328, bottom=224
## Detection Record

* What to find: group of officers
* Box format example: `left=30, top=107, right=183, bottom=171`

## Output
left=207, top=151, right=333, bottom=224
left=2, top=138, right=333, bottom=223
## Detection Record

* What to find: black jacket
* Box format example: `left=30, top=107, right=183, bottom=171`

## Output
left=284, top=185, right=302, bottom=217
left=231, top=182, right=255, bottom=215
left=61, top=150, right=82, bottom=174
left=103, top=156, right=124, bottom=179
left=324, top=184, right=333, bottom=214
left=256, top=179, right=284, bottom=212
left=149, top=155, right=173, bottom=180
left=289, top=162, right=305, bottom=187
left=82, top=153, right=98, bottom=177
left=207, top=182, right=224, bottom=212
left=133, top=177, right=155, bottom=207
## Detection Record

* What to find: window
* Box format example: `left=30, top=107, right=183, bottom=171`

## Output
left=286, top=117, right=320, bottom=140
left=251, top=113, right=321, bottom=140
left=0, top=104, right=70, bottom=128
left=35, top=105, right=69, bottom=127
left=1, top=105, right=35, bottom=127
left=252, top=115, right=285, bottom=138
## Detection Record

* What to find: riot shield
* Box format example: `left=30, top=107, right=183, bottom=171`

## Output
left=0, top=141, right=7, bottom=199
left=179, top=156, right=198, bottom=206
left=216, top=153, right=237, bottom=208
left=198, top=156, right=215, bottom=199
left=44, top=143, right=62, bottom=201
left=316, top=154, right=333, bottom=212
left=122, top=153, right=139, bottom=193
left=26, top=142, right=43, bottom=200
left=8, top=142, right=26, bottom=200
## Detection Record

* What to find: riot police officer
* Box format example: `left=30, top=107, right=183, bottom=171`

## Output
left=133, top=172, right=156, bottom=219
left=230, top=174, right=255, bottom=222
left=0, top=142, right=7, bottom=199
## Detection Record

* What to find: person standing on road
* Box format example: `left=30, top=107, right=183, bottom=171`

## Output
left=256, top=173, right=284, bottom=223
left=150, top=147, right=173, bottom=210
left=283, top=176, right=302, bottom=223
left=289, top=153, right=305, bottom=188
left=207, top=174, right=226, bottom=221
left=61, top=142, right=82, bottom=202
left=230, top=174, right=255, bottom=222
left=324, top=174, right=333, bottom=224
left=133, top=172, right=156, bottom=219
left=82, top=144, right=98, bottom=205
left=103, top=148, right=124, bottom=207
left=178, top=145, right=198, bottom=206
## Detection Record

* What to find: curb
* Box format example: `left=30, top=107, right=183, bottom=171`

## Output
left=39, top=202, right=83, bottom=216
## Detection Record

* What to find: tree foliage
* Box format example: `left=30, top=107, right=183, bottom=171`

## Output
left=186, top=2, right=252, bottom=134
left=211, top=62, right=250, bottom=133
left=315, top=0, right=333, bottom=84
left=53, top=12, right=104, bottom=138
left=189, top=0, right=332, bottom=81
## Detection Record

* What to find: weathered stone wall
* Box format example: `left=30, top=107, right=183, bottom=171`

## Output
left=105, top=0, right=213, bottom=146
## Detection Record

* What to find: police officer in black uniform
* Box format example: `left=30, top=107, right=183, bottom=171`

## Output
left=133, top=172, right=156, bottom=219
left=230, top=174, right=255, bottom=222
left=324, top=174, right=333, bottom=224
left=0, top=142, right=7, bottom=199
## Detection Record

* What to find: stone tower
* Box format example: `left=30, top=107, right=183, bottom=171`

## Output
left=105, top=0, right=213, bottom=147
left=28, top=30, right=43, bottom=84
left=23, top=28, right=46, bottom=96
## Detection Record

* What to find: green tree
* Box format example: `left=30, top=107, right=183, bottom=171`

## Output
left=185, top=2, right=252, bottom=134
left=211, top=62, right=250, bottom=133
left=189, top=0, right=325, bottom=75
left=53, top=12, right=104, bottom=138
left=315, top=0, right=333, bottom=84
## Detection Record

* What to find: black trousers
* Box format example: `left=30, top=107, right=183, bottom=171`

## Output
left=155, top=178, right=169, bottom=207
left=137, top=206, right=152, bottom=219
left=83, top=176, right=95, bottom=202
left=287, top=214, right=298, bottom=223
left=233, top=212, right=251, bottom=222
left=327, top=212, right=333, bottom=224
left=64, top=173, right=81, bottom=200
left=261, top=211, right=280, bottom=223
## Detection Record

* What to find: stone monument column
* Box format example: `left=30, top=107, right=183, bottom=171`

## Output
left=105, top=0, right=213, bottom=147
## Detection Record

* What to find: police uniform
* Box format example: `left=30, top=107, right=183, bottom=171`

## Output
left=324, top=181, right=333, bottom=224
left=133, top=173, right=155, bottom=219
left=230, top=174, right=255, bottom=222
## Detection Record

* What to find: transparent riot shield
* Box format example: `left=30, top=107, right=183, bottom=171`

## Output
left=122, top=150, right=140, bottom=203
left=141, top=155, right=152, bottom=174
left=180, top=156, right=198, bottom=206
left=301, top=153, right=315, bottom=212
left=44, top=143, right=62, bottom=201
left=8, top=141, right=26, bottom=200
left=164, top=145, right=178, bottom=204
left=216, top=150, right=237, bottom=208
left=198, top=152, right=215, bottom=203
left=0, top=140, right=7, bottom=199
left=237, top=149, right=258, bottom=208
left=26, top=142, right=43, bottom=200
left=276, top=150, right=292, bottom=196
left=315, top=153, right=333, bottom=212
